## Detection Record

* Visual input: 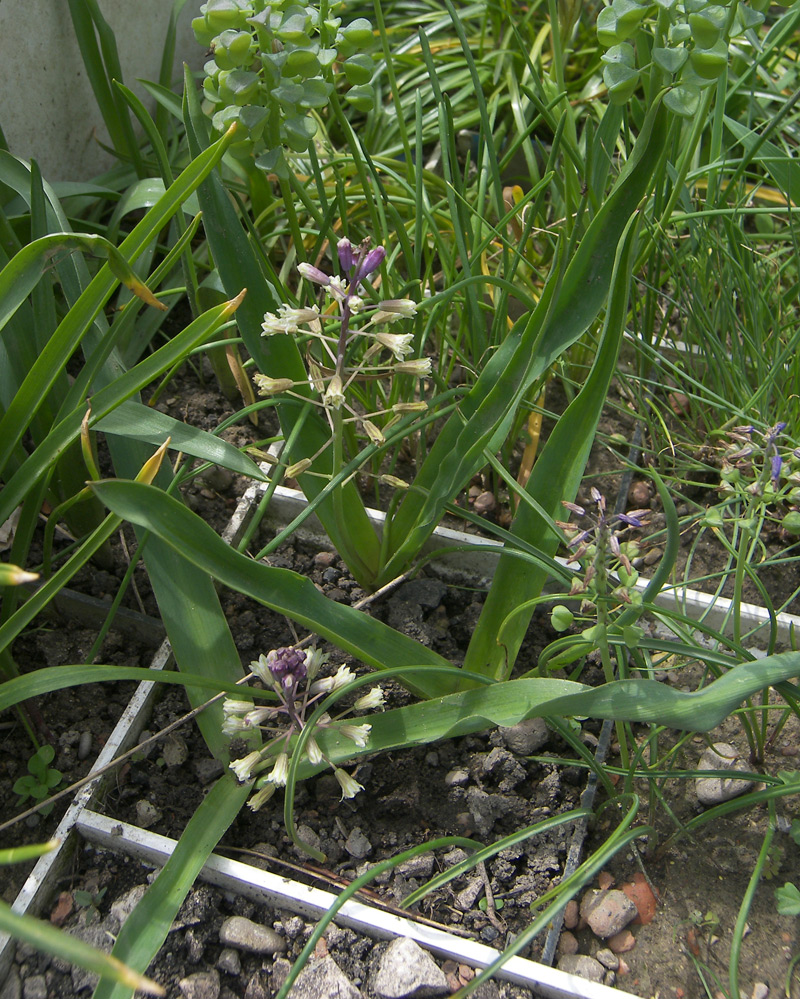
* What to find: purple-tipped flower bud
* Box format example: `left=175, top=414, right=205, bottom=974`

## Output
left=298, top=262, right=331, bottom=286
left=265, top=647, right=308, bottom=689
left=772, top=453, right=783, bottom=489
left=353, top=244, right=386, bottom=284
left=337, top=238, right=356, bottom=272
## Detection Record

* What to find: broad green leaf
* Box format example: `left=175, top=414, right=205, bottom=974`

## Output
left=89, top=479, right=457, bottom=699
left=95, top=401, right=269, bottom=481
left=380, top=99, right=668, bottom=584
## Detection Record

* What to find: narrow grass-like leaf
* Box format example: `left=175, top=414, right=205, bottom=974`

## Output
left=0, top=294, right=244, bottom=528
left=0, top=126, right=239, bottom=487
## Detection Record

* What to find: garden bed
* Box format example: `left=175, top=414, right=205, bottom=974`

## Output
left=3, top=398, right=800, bottom=998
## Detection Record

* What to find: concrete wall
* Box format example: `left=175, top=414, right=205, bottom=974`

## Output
left=0, top=0, right=204, bottom=182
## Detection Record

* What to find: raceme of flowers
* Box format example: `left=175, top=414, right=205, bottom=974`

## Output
left=253, top=237, right=430, bottom=446
left=224, top=646, right=384, bottom=811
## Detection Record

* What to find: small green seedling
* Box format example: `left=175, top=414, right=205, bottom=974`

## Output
left=13, top=746, right=63, bottom=816
left=74, top=887, right=108, bottom=925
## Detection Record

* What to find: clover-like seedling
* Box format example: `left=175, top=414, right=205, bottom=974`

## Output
left=14, top=745, right=63, bottom=816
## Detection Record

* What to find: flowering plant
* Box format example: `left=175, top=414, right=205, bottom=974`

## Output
left=223, top=646, right=384, bottom=811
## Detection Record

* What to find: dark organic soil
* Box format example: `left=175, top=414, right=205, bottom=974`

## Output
left=3, top=359, right=800, bottom=999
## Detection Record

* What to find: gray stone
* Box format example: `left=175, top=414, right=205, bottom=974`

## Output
left=344, top=827, right=372, bottom=859
left=498, top=718, right=549, bottom=755
left=444, top=769, right=469, bottom=786
left=22, top=976, right=47, bottom=999
left=0, top=968, right=21, bottom=999
left=179, top=970, right=220, bottom=999
left=162, top=733, right=189, bottom=767
left=243, top=971, right=269, bottom=999
left=186, top=928, right=205, bottom=962
left=455, top=879, right=484, bottom=912
left=287, top=955, right=361, bottom=998
left=371, top=937, right=449, bottom=998
left=580, top=889, right=638, bottom=939
left=110, top=884, right=148, bottom=926
left=396, top=580, right=447, bottom=609
left=219, top=916, right=286, bottom=954
left=752, top=985, right=770, bottom=999
left=272, top=958, right=293, bottom=991
left=135, top=798, right=162, bottom=828
left=596, top=948, right=620, bottom=970
left=556, top=954, right=606, bottom=983
left=294, top=825, right=321, bottom=857
left=396, top=854, right=435, bottom=880
left=217, top=948, right=241, bottom=976
left=696, top=742, right=753, bottom=806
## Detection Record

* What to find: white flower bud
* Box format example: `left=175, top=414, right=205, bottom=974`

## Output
left=266, top=752, right=289, bottom=786
left=340, top=723, right=371, bottom=748
left=253, top=374, right=295, bottom=396
left=246, top=784, right=277, bottom=811
left=394, top=358, right=432, bottom=376
left=392, top=401, right=427, bottom=414
left=353, top=687, right=385, bottom=711
left=285, top=458, right=312, bottom=478
left=375, top=331, right=414, bottom=359
left=323, top=374, right=346, bottom=409
left=362, top=420, right=385, bottom=445
left=334, top=768, right=364, bottom=799
left=229, top=750, right=262, bottom=782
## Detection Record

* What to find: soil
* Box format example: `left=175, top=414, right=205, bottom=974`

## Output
left=3, top=359, right=800, bottom=999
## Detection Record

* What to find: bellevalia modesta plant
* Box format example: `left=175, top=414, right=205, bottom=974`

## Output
left=7, top=2, right=800, bottom=995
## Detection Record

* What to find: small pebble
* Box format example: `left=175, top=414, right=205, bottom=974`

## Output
left=216, top=948, right=241, bottom=976
left=219, top=916, right=286, bottom=954
left=695, top=742, right=752, bottom=806
left=498, top=718, right=549, bottom=756
left=607, top=929, right=636, bottom=954
left=563, top=899, right=579, bottom=929
left=556, top=931, right=579, bottom=957
left=752, top=985, right=769, bottom=999
left=596, top=948, right=619, bottom=970
left=580, top=889, right=638, bottom=938
left=344, top=827, right=372, bottom=859
left=134, top=799, right=161, bottom=828
left=178, top=970, right=220, bottom=999
left=314, top=551, right=337, bottom=568
left=78, top=730, right=93, bottom=760
left=556, top=955, right=605, bottom=984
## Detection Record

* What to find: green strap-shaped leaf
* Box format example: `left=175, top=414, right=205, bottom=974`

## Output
left=463, top=211, right=641, bottom=680
left=95, top=400, right=269, bottom=481
left=90, top=479, right=457, bottom=699
left=380, top=99, right=668, bottom=583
